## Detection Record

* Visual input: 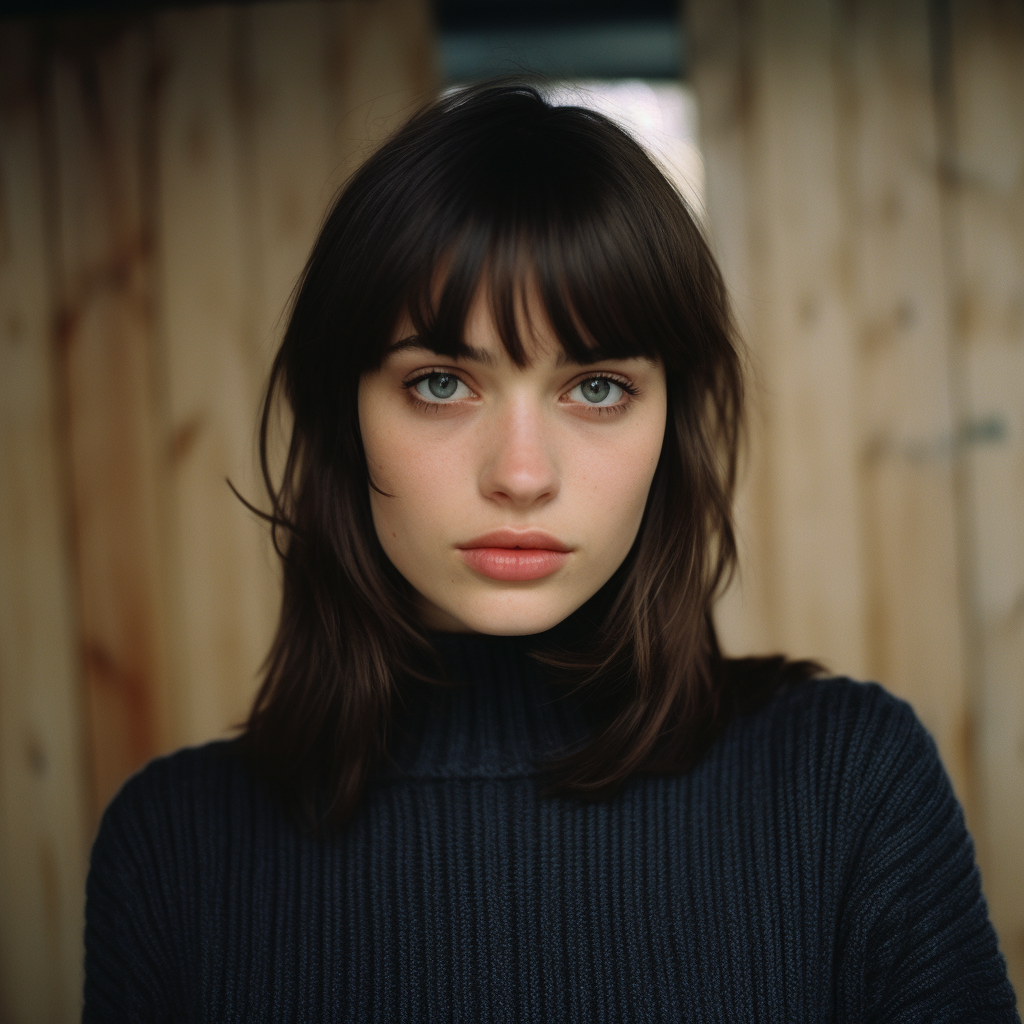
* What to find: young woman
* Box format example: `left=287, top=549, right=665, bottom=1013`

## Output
left=84, top=82, right=1019, bottom=1021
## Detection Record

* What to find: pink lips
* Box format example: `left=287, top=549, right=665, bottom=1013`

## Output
left=457, top=529, right=571, bottom=582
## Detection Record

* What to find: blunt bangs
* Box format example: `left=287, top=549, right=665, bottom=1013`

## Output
left=331, top=83, right=711, bottom=376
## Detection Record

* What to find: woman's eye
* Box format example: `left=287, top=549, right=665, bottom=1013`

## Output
left=568, top=377, right=625, bottom=406
left=413, top=373, right=472, bottom=402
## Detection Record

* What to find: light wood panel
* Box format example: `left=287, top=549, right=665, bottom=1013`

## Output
left=247, top=1, right=337, bottom=337
left=689, top=0, right=775, bottom=658
left=695, top=0, right=870, bottom=677
left=46, top=22, right=174, bottom=825
left=750, top=0, right=872, bottom=681
left=320, top=0, right=438, bottom=183
left=943, top=0, right=1024, bottom=991
left=839, top=0, right=972, bottom=815
left=0, top=25, right=89, bottom=1022
left=155, top=5, right=278, bottom=748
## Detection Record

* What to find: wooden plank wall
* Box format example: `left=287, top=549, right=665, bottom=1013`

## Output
left=943, top=0, right=1024, bottom=989
left=691, top=0, right=1024, bottom=993
left=0, top=4, right=436, bottom=1019
left=0, top=27, right=90, bottom=1023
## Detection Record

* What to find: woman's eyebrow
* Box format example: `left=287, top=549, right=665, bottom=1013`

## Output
left=386, top=336, right=497, bottom=366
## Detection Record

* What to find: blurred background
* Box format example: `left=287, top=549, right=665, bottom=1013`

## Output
left=0, top=0, right=1021, bottom=1018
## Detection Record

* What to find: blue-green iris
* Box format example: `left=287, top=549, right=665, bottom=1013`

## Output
left=427, top=373, right=459, bottom=399
left=581, top=378, right=612, bottom=403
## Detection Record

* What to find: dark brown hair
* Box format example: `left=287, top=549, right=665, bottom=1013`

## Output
left=243, top=81, right=817, bottom=831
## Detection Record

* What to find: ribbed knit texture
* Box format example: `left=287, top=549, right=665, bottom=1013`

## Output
left=84, top=633, right=1019, bottom=1022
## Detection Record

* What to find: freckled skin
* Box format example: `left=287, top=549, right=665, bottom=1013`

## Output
left=357, top=292, right=667, bottom=635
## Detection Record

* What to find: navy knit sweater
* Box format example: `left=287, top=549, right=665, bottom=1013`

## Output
left=84, top=632, right=1019, bottom=1022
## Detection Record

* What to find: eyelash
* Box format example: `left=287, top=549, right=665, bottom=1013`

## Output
left=401, top=370, right=640, bottom=415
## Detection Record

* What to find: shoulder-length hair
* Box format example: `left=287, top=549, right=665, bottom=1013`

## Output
left=243, top=81, right=817, bottom=831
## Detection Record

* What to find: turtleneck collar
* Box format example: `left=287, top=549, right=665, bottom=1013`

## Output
left=384, top=630, right=592, bottom=780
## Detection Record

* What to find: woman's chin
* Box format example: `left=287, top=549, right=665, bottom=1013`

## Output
left=416, top=589, right=582, bottom=637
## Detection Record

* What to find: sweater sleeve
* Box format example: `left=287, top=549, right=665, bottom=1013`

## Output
left=83, top=768, right=179, bottom=1024
left=831, top=686, right=1018, bottom=1022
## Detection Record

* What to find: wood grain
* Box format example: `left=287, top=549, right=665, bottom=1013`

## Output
left=942, top=0, right=1024, bottom=991
left=0, top=24, right=89, bottom=1021
left=154, top=5, right=278, bottom=748
left=690, top=0, right=776, bottom=658
left=46, top=20, right=174, bottom=823
left=695, top=0, right=870, bottom=676
left=838, top=0, right=972, bottom=816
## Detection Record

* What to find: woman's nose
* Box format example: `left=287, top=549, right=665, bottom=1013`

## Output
left=477, top=396, right=560, bottom=509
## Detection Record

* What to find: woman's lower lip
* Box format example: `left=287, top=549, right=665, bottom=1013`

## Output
left=459, top=547, right=569, bottom=582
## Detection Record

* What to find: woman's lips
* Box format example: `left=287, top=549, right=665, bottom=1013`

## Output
left=457, top=529, right=571, bottom=582
left=459, top=547, right=569, bottom=581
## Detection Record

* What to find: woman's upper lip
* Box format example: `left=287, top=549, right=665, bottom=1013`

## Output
left=457, top=529, right=572, bottom=552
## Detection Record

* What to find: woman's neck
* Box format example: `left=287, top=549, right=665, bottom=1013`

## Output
left=383, top=631, right=590, bottom=780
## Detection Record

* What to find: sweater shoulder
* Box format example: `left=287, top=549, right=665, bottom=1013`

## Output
left=121, top=736, right=244, bottom=791
left=763, top=672, right=916, bottom=724
left=84, top=740, right=265, bottom=1019
left=751, top=682, right=1016, bottom=1018
left=106, top=737, right=249, bottom=814
left=742, top=674, right=931, bottom=760
left=89, top=739, right=258, bottom=876
left=716, top=675, right=949, bottom=828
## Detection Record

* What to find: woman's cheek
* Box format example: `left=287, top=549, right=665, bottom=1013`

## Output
left=369, top=432, right=458, bottom=556
left=585, top=433, right=657, bottom=521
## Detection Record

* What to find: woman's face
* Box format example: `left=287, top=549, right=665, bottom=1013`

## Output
left=358, top=290, right=667, bottom=635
